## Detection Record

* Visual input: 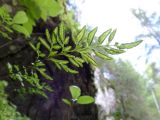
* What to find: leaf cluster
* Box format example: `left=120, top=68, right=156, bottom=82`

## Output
left=17, top=0, right=62, bottom=35
left=62, top=85, right=95, bottom=106
left=0, top=6, right=29, bottom=39
left=28, top=22, right=143, bottom=83
left=7, top=62, right=52, bottom=98
left=0, top=0, right=62, bottom=39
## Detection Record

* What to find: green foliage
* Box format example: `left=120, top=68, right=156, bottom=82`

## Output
left=77, top=96, right=95, bottom=105
left=7, top=62, right=52, bottom=98
left=98, top=29, right=112, bottom=44
left=62, top=85, right=95, bottom=106
left=0, top=81, right=29, bottom=120
left=29, top=23, right=142, bottom=75
left=69, top=85, right=81, bottom=99
left=0, top=6, right=13, bottom=39
left=62, top=98, right=72, bottom=106
left=0, top=0, right=62, bottom=38
left=116, top=40, right=143, bottom=49
left=12, top=11, right=28, bottom=24
left=18, top=0, right=62, bottom=21
left=0, top=6, right=30, bottom=38
left=18, top=0, right=62, bottom=35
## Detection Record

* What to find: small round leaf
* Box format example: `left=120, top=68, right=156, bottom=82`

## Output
left=69, top=85, right=81, bottom=99
left=13, top=11, right=28, bottom=24
left=77, top=96, right=95, bottom=104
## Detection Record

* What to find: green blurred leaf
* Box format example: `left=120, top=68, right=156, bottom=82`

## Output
left=3, top=26, right=13, bottom=33
left=117, top=40, right=143, bottom=49
left=98, top=29, right=112, bottom=44
left=69, top=85, right=81, bottom=99
left=82, top=54, right=97, bottom=66
left=12, top=24, right=29, bottom=37
left=94, top=51, right=113, bottom=60
left=75, top=57, right=84, bottom=63
left=36, top=42, right=41, bottom=50
left=51, top=31, right=57, bottom=44
left=37, top=69, right=52, bottom=80
left=61, top=65, right=78, bottom=74
left=62, top=98, right=71, bottom=106
left=105, top=48, right=125, bottom=54
left=64, top=36, right=69, bottom=45
left=12, top=11, right=28, bottom=24
left=39, top=37, right=50, bottom=51
left=7, top=63, right=13, bottom=73
left=77, top=96, right=95, bottom=104
left=50, top=58, right=69, bottom=64
left=76, top=26, right=86, bottom=43
left=69, top=58, right=79, bottom=67
left=87, top=27, right=97, bottom=45
left=59, top=22, right=65, bottom=41
left=47, top=0, right=62, bottom=17
left=63, top=46, right=72, bottom=51
left=108, top=29, right=117, bottom=44
left=29, top=42, right=37, bottom=52
left=68, top=68, right=78, bottom=74
left=45, top=29, right=51, bottom=43
left=52, top=45, right=61, bottom=50
left=48, top=51, right=57, bottom=57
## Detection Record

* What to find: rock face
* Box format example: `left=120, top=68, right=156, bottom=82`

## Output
left=0, top=19, right=98, bottom=120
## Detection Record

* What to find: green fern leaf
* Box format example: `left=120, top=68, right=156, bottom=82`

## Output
left=59, top=22, right=65, bottom=41
left=94, top=51, right=113, bottom=60
left=117, top=40, right=143, bottom=49
left=63, top=46, right=72, bottom=52
left=51, top=30, right=57, bottom=44
left=61, top=64, right=78, bottom=74
left=45, top=29, right=51, bottom=43
left=37, top=69, right=52, bottom=80
left=50, top=58, right=69, bottom=64
left=105, top=48, right=125, bottom=54
left=54, top=62, right=62, bottom=70
left=52, top=44, right=61, bottom=50
left=69, top=58, right=80, bottom=67
left=64, top=36, right=69, bottom=45
left=29, top=42, right=37, bottom=52
left=82, top=54, right=97, bottom=66
left=98, top=29, right=112, bottom=44
left=56, top=34, right=63, bottom=46
left=108, top=29, right=117, bottom=44
left=76, top=26, right=86, bottom=43
left=39, top=37, right=50, bottom=51
left=87, top=27, right=98, bottom=45
left=75, top=57, right=84, bottom=63
left=36, top=42, right=41, bottom=50
left=48, top=51, right=57, bottom=57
